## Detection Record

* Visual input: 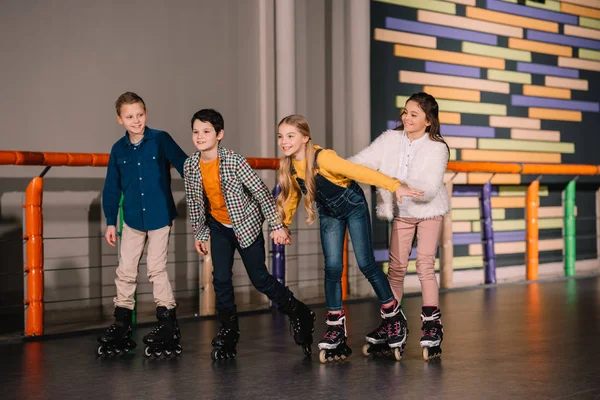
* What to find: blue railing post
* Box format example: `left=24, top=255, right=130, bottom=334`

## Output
left=271, top=184, right=286, bottom=306
left=480, top=181, right=497, bottom=284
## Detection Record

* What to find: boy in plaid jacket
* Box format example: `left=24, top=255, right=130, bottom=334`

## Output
left=183, top=109, right=315, bottom=360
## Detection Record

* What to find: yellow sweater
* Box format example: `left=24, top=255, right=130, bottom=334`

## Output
left=283, top=146, right=400, bottom=226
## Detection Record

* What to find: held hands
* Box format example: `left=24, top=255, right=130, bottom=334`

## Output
left=105, top=226, right=117, bottom=247
left=195, top=239, right=209, bottom=255
left=395, top=183, right=425, bottom=204
left=270, top=227, right=292, bottom=245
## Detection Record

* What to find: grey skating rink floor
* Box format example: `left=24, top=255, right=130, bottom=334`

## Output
left=2, top=275, right=600, bottom=400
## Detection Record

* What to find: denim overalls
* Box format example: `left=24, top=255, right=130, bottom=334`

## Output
left=293, top=150, right=395, bottom=310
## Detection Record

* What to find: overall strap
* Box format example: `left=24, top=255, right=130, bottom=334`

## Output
left=290, top=148, right=324, bottom=175
left=314, top=148, right=323, bottom=170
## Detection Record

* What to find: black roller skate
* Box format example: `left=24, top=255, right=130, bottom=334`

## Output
left=278, top=292, right=316, bottom=356
left=318, top=312, right=352, bottom=363
left=96, top=306, right=137, bottom=357
left=420, top=306, right=443, bottom=361
left=363, top=300, right=409, bottom=361
left=211, top=308, right=240, bottom=361
left=143, top=306, right=182, bottom=358
left=362, top=317, right=390, bottom=358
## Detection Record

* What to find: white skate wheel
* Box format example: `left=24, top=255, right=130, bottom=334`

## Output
left=319, top=350, right=327, bottom=364
left=362, top=344, right=370, bottom=357
left=394, top=347, right=402, bottom=361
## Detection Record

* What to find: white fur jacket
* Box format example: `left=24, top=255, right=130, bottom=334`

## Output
left=349, top=129, right=450, bottom=221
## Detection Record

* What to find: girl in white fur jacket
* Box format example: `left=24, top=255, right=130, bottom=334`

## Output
left=350, top=92, right=450, bottom=361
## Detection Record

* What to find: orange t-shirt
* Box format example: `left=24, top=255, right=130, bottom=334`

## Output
left=199, top=158, right=232, bottom=225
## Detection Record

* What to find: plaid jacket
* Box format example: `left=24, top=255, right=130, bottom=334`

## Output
left=184, top=146, right=284, bottom=248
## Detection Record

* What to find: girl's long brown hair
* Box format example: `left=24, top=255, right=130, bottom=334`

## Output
left=394, top=92, right=449, bottom=154
left=276, top=115, right=317, bottom=225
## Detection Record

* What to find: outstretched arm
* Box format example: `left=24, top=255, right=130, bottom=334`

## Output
left=236, top=155, right=284, bottom=231
left=347, top=131, right=391, bottom=170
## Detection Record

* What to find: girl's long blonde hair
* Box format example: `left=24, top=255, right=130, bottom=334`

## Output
left=276, top=115, right=317, bottom=225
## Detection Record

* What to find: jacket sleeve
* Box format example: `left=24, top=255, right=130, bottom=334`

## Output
left=102, top=147, right=122, bottom=227
left=347, top=131, right=390, bottom=170
left=236, top=155, right=284, bottom=231
left=184, top=158, right=210, bottom=241
left=282, top=181, right=302, bottom=227
left=319, top=149, right=401, bottom=193
left=162, top=131, right=188, bottom=178
left=404, top=143, right=449, bottom=202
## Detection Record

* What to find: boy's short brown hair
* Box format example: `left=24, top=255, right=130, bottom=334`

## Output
left=115, top=92, right=146, bottom=116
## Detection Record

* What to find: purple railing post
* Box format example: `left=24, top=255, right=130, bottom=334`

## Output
left=480, top=181, right=497, bottom=284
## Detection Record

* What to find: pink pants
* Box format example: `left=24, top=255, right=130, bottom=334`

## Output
left=388, top=216, right=443, bottom=307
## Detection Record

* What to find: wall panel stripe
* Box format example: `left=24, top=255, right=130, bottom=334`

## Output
left=509, top=38, right=573, bottom=57
left=579, top=48, right=600, bottom=61
left=425, top=61, right=481, bottom=78
left=423, top=86, right=481, bottom=102
left=561, top=2, right=600, bottom=19
left=489, top=116, right=541, bottom=129
left=466, top=7, right=559, bottom=32
left=488, top=69, right=532, bottom=84
left=526, top=29, right=600, bottom=50
left=579, top=17, right=600, bottom=30
left=528, top=107, right=583, bottom=121
left=510, top=129, right=561, bottom=142
left=441, top=125, right=496, bottom=138
left=386, top=17, right=498, bottom=45
left=558, top=56, right=600, bottom=71
left=486, top=0, right=578, bottom=25
left=461, top=149, right=561, bottom=163
left=395, top=45, right=506, bottom=69
left=417, top=10, right=524, bottom=38
left=564, top=24, right=600, bottom=40
left=522, top=85, right=571, bottom=99
left=516, top=62, right=579, bottom=78
left=399, top=70, right=510, bottom=93
left=478, top=138, right=575, bottom=153
left=512, top=95, right=599, bottom=112
left=463, top=42, right=532, bottom=61
left=374, top=28, right=437, bottom=48
left=375, top=0, right=457, bottom=14
left=545, top=75, right=589, bottom=90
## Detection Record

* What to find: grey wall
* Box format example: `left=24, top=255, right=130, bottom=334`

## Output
left=0, top=0, right=373, bottom=334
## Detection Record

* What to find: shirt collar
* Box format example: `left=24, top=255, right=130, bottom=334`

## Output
left=403, top=131, right=428, bottom=144
left=124, top=127, right=155, bottom=146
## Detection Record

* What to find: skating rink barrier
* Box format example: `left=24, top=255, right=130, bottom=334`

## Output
left=1, top=150, right=599, bottom=335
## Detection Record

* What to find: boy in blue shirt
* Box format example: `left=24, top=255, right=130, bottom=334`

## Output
left=97, top=92, right=188, bottom=358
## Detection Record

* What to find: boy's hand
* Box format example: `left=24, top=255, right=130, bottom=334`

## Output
left=105, top=226, right=117, bottom=247
left=270, top=227, right=292, bottom=245
left=195, top=239, right=208, bottom=255
left=395, top=184, right=424, bottom=204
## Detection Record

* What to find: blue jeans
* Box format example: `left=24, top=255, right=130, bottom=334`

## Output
left=318, top=183, right=395, bottom=310
left=208, top=217, right=289, bottom=311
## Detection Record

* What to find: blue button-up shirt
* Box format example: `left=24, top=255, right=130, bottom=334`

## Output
left=102, top=127, right=188, bottom=231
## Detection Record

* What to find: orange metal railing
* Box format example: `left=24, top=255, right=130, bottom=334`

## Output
left=23, top=178, right=44, bottom=335
left=4, top=151, right=600, bottom=173
left=4, top=150, right=600, bottom=335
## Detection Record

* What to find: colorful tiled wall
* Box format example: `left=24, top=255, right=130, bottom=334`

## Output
left=370, top=0, right=600, bottom=271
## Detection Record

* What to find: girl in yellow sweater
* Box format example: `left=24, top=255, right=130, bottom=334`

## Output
left=273, top=114, right=423, bottom=363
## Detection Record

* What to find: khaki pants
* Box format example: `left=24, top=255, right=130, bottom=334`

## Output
left=113, top=223, right=176, bottom=309
left=388, top=216, right=443, bottom=307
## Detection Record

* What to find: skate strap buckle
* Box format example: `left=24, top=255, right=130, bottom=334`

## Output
left=381, top=309, right=399, bottom=319
left=325, top=317, right=345, bottom=326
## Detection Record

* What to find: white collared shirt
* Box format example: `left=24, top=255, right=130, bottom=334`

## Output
left=396, top=132, right=427, bottom=217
